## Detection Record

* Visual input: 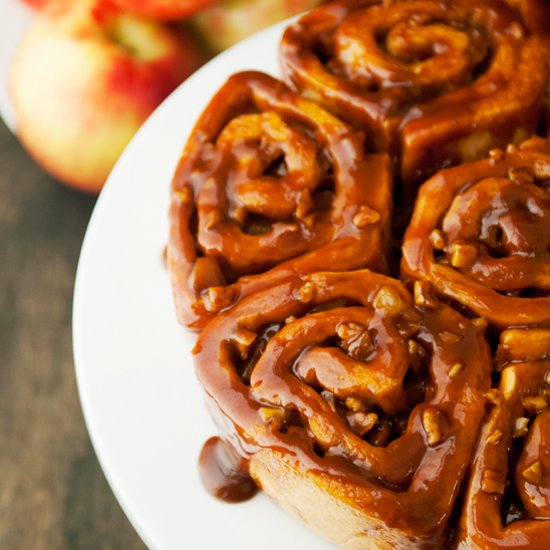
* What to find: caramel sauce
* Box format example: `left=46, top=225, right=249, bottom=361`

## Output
left=163, top=0, right=550, bottom=546
left=161, top=245, right=168, bottom=272
left=194, top=270, right=493, bottom=545
left=402, top=136, right=550, bottom=329
left=198, top=437, right=258, bottom=503
left=168, top=71, right=392, bottom=330
left=281, top=0, right=550, bottom=190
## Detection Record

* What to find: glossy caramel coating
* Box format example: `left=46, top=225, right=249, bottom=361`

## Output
left=457, top=328, right=550, bottom=549
left=506, top=0, right=550, bottom=34
left=402, top=136, right=550, bottom=329
left=168, top=71, right=392, bottom=329
left=194, top=270, right=491, bottom=548
left=198, top=436, right=258, bottom=503
left=280, top=0, right=550, bottom=190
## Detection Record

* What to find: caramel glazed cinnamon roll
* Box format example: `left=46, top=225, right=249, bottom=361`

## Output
left=168, top=71, right=392, bottom=329
left=280, top=0, right=550, bottom=190
left=402, top=136, right=550, bottom=329
left=194, top=270, right=491, bottom=548
left=457, top=328, right=550, bottom=549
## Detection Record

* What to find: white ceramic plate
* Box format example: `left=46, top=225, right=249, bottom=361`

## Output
left=71, top=17, right=336, bottom=550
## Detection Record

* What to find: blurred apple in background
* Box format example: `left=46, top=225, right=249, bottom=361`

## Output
left=21, top=0, right=50, bottom=8
left=111, top=0, right=217, bottom=20
left=9, top=0, right=327, bottom=193
left=10, top=0, right=204, bottom=193
left=191, top=0, right=323, bottom=53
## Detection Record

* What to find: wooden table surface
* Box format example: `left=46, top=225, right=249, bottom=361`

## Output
left=0, top=120, right=146, bottom=549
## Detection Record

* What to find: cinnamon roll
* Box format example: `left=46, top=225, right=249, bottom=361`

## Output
left=280, top=0, right=550, bottom=191
left=402, top=136, right=550, bottom=329
left=457, top=328, right=550, bottom=549
left=194, top=270, right=491, bottom=548
left=168, top=71, right=392, bottom=329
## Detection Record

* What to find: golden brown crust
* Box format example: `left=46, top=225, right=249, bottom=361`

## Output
left=457, top=328, right=550, bottom=549
left=168, top=71, right=392, bottom=329
left=194, top=270, right=491, bottom=547
left=280, top=0, right=550, bottom=190
left=250, top=449, right=411, bottom=550
left=401, top=136, right=550, bottom=329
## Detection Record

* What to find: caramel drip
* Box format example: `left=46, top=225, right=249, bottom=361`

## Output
left=198, top=437, right=258, bottom=503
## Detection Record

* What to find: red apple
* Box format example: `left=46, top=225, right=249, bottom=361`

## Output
left=191, top=0, right=323, bottom=53
left=110, top=0, right=216, bottom=20
left=10, top=0, right=204, bottom=193
left=20, top=0, right=50, bottom=9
